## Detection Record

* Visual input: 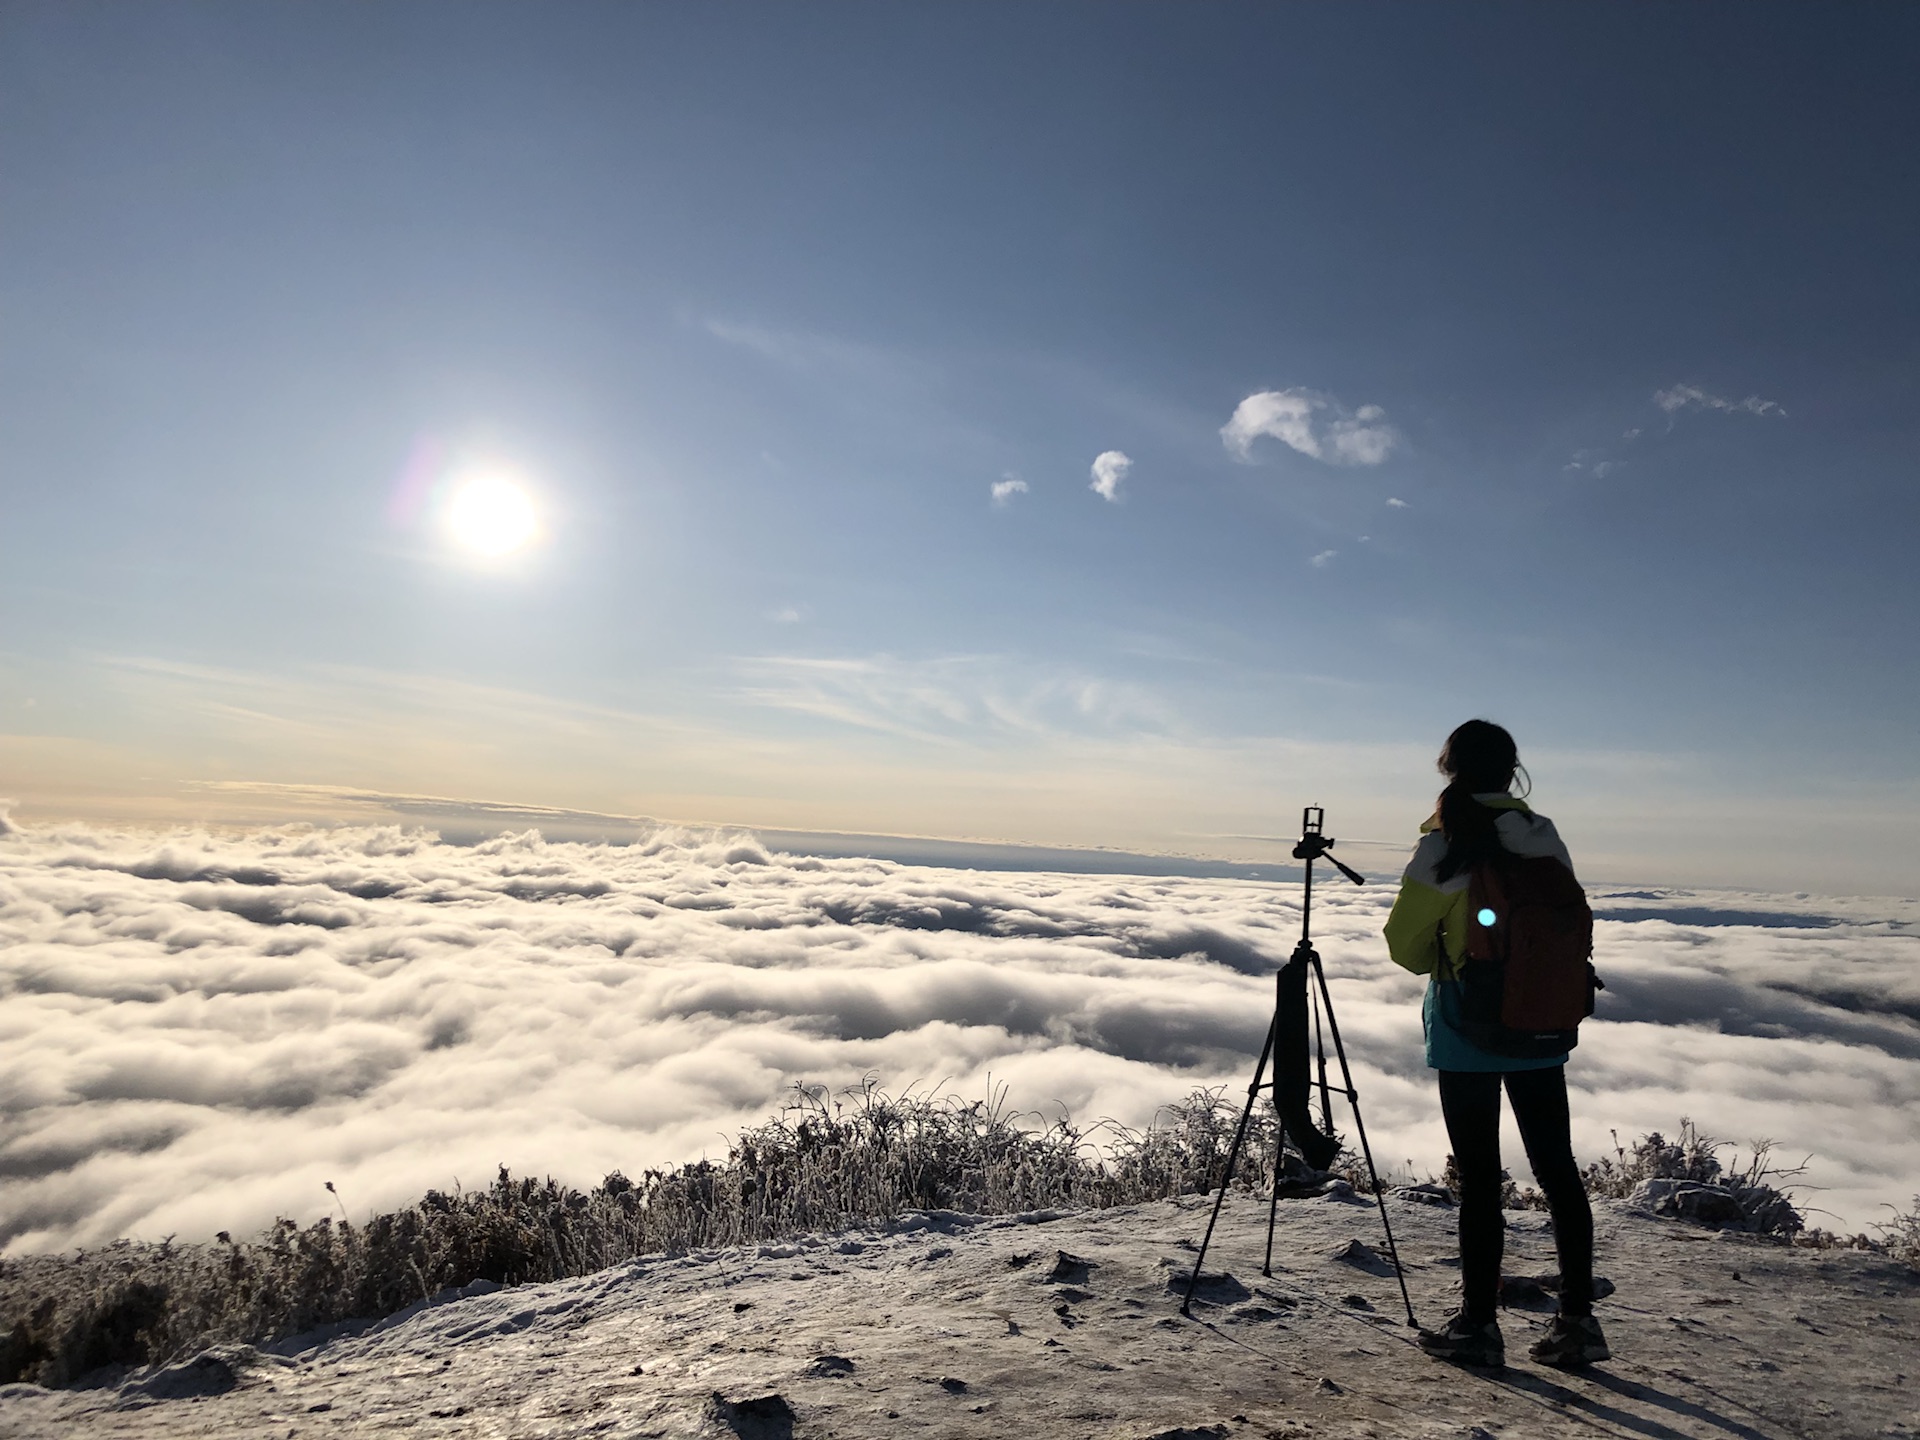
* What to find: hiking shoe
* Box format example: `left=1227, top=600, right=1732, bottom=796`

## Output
left=1530, top=1312, right=1611, bottom=1369
left=1417, top=1310, right=1504, bottom=1368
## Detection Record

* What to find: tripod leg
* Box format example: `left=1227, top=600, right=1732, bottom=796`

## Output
left=1310, top=952, right=1419, bottom=1330
left=1183, top=1014, right=1275, bottom=1317
left=1263, top=1110, right=1287, bottom=1276
left=1312, top=982, right=1333, bottom=1134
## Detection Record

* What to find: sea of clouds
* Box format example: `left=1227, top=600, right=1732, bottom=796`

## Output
left=2, top=821, right=1916, bottom=1253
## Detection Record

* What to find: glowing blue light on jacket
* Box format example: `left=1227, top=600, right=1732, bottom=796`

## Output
left=1476, top=907, right=1497, bottom=927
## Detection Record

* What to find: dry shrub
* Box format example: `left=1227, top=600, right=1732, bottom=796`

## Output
left=1579, top=1118, right=1732, bottom=1195
left=1875, top=1198, right=1920, bottom=1271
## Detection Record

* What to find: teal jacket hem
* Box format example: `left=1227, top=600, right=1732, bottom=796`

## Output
left=1423, top=979, right=1567, bottom=1072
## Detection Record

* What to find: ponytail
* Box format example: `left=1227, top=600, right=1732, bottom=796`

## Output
left=1435, top=781, right=1503, bottom=882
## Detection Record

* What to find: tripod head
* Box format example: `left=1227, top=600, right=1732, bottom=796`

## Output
left=1291, top=805, right=1367, bottom=887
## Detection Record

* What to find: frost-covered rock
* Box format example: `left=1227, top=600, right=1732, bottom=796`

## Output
left=1628, top=1177, right=1802, bottom=1233
left=117, top=1346, right=291, bottom=1406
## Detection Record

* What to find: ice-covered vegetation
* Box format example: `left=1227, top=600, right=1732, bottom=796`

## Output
left=4, top=1080, right=1901, bottom=1392
left=0, top=1083, right=1268, bottom=1386
left=1878, top=1197, right=1920, bottom=1270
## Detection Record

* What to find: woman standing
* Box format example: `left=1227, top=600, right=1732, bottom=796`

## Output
left=1383, top=719, right=1610, bottom=1369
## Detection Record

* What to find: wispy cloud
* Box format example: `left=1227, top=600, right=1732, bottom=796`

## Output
left=0, top=651, right=1461, bottom=875
left=24, top=648, right=1915, bottom=897
left=1089, top=451, right=1131, bottom=503
left=1563, top=451, right=1619, bottom=479
left=702, top=316, right=795, bottom=363
left=1565, top=384, right=1785, bottom=479
left=700, top=318, right=930, bottom=382
left=1220, top=389, right=1401, bottom=467
left=1653, top=384, right=1785, bottom=418
left=696, top=315, right=1002, bottom=472
left=732, top=653, right=1181, bottom=747
left=990, top=474, right=1029, bottom=506
left=1309, top=550, right=1338, bottom=568
left=1386, top=497, right=1408, bottom=509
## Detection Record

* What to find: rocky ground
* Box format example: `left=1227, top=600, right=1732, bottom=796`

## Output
left=2, top=1186, right=1915, bottom=1440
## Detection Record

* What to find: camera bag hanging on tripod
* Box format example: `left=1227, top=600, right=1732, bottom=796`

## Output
left=1458, top=854, right=1599, bottom=1059
left=1275, top=950, right=1342, bottom=1172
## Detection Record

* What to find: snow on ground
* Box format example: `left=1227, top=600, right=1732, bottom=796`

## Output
left=1, top=822, right=1917, bottom=1251
left=3, top=1190, right=1915, bottom=1439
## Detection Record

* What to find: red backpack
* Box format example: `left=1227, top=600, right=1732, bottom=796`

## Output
left=1458, top=854, right=1600, bottom=1058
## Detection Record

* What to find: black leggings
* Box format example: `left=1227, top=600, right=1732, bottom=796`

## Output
left=1438, top=1066, right=1594, bottom=1323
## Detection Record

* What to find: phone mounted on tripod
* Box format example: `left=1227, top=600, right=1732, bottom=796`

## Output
left=1292, top=805, right=1367, bottom=885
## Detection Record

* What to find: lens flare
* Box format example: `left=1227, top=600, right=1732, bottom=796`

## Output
left=445, top=471, right=541, bottom=557
left=1476, top=907, right=1497, bottom=927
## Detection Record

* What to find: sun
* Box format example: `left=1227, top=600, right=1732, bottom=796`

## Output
left=444, top=470, right=541, bottom=558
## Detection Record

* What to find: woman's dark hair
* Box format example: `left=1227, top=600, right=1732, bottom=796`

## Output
left=1434, top=719, right=1520, bottom=882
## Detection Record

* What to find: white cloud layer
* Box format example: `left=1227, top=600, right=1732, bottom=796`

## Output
left=1089, top=451, right=1130, bottom=502
left=1653, top=385, right=1786, bottom=418
left=2, top=823, right=1916, bottom=1254
left=1221, top=390, right=1401, bottom=466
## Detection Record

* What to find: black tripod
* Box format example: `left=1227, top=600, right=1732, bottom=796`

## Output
left=1181, top=806, right=1417, bottom=1327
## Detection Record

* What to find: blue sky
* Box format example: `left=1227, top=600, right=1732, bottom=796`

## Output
left=3, top=2, right=1916, bottom=892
